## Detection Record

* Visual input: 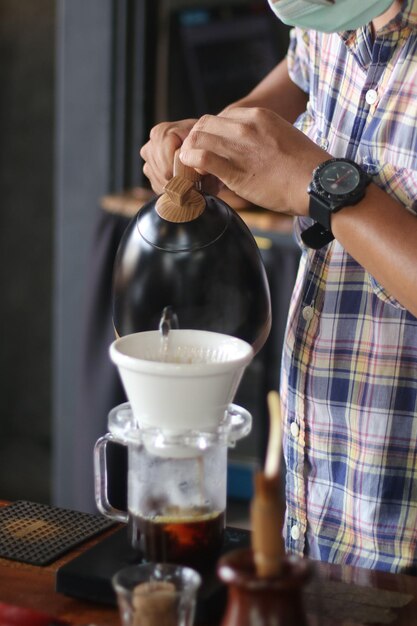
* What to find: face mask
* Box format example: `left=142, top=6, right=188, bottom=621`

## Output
left=268, top=0, right=395, bottom=33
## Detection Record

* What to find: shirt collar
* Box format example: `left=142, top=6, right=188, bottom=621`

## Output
left=340, top=0, right=417, bottom=45
left=378, top=0, right=417, bottom=32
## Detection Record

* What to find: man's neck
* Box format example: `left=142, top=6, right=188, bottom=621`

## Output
left=372, top=0, right=402, bottom=32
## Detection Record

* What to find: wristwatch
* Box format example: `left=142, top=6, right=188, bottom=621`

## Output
left=301, top=158, right=372, bottom=249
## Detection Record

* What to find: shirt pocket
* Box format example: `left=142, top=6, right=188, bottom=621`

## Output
left=361, top=160, right=417, bottom=309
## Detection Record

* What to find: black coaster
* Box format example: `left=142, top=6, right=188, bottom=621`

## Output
left=56, top=524, right=251, bottom=624
left=0, top=500, right=115, bottom=566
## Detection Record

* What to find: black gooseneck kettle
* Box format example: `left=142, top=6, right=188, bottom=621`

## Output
left=112, top=153, right=271, bottom=353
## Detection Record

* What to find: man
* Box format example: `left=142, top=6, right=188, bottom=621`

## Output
left=140, top=0, right=417, bottom=572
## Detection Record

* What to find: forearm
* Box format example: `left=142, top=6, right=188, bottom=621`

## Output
left=221, top=58, right=308, bottom=124
left=332, top=185, right=417, bottom=317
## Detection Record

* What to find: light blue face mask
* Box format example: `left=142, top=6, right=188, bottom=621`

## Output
left=268, top=0, right=396, bottom=33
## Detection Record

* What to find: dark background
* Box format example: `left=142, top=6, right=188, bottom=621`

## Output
left=0, top=1, right=54, bottom=502
left=0, top=0, right=292, bottom=509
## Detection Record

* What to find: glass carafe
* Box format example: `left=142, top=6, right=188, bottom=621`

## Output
left=95, top=402, right=251, bottom=570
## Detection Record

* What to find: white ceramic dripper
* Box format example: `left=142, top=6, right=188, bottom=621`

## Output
left=96, top=330, right=253, bottom=542
left=109, top=329, right=254, bottom=434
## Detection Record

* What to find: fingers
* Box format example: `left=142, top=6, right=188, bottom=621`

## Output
left=178, top=108, right=288, bottom=210
left=141, top=132, right=180, bottom=193
left=139, top=111, right=261, bottom=196
left=180, top=142, right=235, bottom=183
left=140, top=119, right=196, bottom=194
left=180, top=114, right=251, bottom=188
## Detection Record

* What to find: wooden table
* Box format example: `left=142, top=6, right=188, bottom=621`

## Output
left=1, top=514, right=417, bottom=626
left=0, top=522, right=120, bottom=626
left=100, top=187, right=295, bottom=234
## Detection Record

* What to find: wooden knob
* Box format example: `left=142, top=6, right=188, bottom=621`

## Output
left=155, top=150, right=205, bottom=223
left=164, top=177, right=194, bottom=205
left=173, top=150, right=202, bottom=189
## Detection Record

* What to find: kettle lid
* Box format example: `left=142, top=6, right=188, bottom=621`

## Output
left=137, top=195, right=230, bottom=251
left=137, top=150, right=230, bottom=251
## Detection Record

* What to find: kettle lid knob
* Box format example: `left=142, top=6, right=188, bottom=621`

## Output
left=155, top=151, right=206, bottom=223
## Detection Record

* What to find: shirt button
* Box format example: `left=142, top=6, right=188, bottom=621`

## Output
left=365, top=88, right=378, bottom=105
left=302, top=305, right=314, bottom=321
left=319, top=137, right=329, bottom=150
left=290, top=421, right=300, bottom=438
left=291, top=524, right=301, bottom=541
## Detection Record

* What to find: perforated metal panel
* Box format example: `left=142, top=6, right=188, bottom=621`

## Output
left=0, top=500, right=114, bottom=565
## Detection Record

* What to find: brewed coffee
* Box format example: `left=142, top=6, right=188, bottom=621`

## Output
left=129, top=508, right=225, bottom=570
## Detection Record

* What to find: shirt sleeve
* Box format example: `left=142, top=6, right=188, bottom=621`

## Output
left=286, top=27, right=311, bottom=96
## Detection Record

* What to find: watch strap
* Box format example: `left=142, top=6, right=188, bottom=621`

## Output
left=301, top=222, right=335, bottom=249
left=308, top=191, right=336, bottom=231
left=303, top=186, right=367, bottom=249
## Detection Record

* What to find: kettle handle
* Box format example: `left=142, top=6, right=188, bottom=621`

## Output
left=155, top=150, right=205, bottom=223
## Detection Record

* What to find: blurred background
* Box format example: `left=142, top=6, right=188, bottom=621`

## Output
left=0, top=0, right=296, bottom=514
left=0, top=1, right=54, bottom=503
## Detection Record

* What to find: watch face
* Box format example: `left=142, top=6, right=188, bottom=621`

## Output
left=319, top=161, right=360, bottom=195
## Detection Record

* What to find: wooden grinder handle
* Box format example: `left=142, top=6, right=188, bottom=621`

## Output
left=251, top=391, right=285, bottom=579
left=156, top=150, right=205, bottom=223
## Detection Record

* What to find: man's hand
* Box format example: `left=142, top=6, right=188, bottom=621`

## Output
left=140, top=119, right=196, bottom=194
left=179, top=107, right=329, bottom=216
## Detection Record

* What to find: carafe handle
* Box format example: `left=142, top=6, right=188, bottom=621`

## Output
left=94, top=433, right=129, bottom=523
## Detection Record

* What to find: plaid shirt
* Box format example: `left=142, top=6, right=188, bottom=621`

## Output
left=282, top=0, right=417, bottom=572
